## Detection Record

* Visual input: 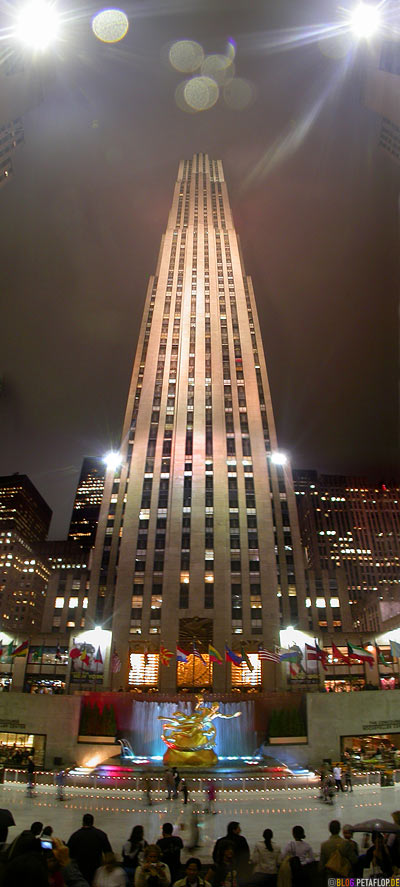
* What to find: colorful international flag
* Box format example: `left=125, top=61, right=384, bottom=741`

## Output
left=289, top=663, right=299, bottom=678
left=7, top=642, right=13, bottom=658
left=331, top=642, right=349, bottom=665
left=111, top=650, right=122, bottom=673
left=225, top=645, right=242, bottom=666
left=241, top=645, right=254, bottom=672
left=79, top=648, right=90, bottom=667
left=279, top=649, right=299, bottom=663
left=376, top=642, right=388, bottom=666
left=258, top=645, right=280, bottom=663
left=193, top=643, right=206, bottom=664
left=347, top=642, right=374, bottom=667
left=94, top=646, right=103, bottom=665
left=160, top=645, right=173, bottom=666
left=69, top=646, right=81, bottom=660
left=12, top=640, right=29, bottom=657
left=208, top=644, right=223, bottom=664
left=32, top=646, right=43, bottom=662
left=390, top=639, right=400, bottom=659
left=176, top=645, right=188, bottom=663
left=305, top=642, right=328, bottom=670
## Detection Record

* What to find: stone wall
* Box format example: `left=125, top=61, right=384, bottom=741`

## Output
left=306, top=689, right=400, bottom=765
left=0, top=694, right=81, bottom=768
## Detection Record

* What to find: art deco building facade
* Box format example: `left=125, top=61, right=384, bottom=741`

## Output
left=88, top=154, right=306, bottom=691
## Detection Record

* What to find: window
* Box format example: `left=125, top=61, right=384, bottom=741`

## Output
left=54, top=597, right=64, bottom=609
left=68, top=597, right=79, bottom=608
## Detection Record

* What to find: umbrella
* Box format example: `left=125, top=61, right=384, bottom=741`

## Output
left=351, top=819, right=400, bottom=834
left=0, top=810, right=15, bottom=827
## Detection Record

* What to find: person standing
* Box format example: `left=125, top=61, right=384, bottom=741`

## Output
left=165, top=770, right=174, bottom=800
left=211, top=843, right=238, bottom=887
left=344, top=765, right=353, bottom=792
left=26, top=755, right=35, bottom=797
left=68, top=813, right=112, bottom=885
left=213, top=822, right=250, bottom=882
left=181, top=777, right=189, bottom=805
left=251, top=829, right=281, bottom=886
left=156, top=822, right=183, bottom=883
left=206, top=779, right=217, bottom=814
left=55, top=768, right=65, bottom=801
left=122, top=824, right=147, bottom=879
left=333, top=764, right=344, bottom=792
left=135, top=845, right=170, bottom=887
left=93, top=852, right=127, bottom=887
left=172, top=767, right=180, bottom=799
left=174, top=857, right=211, bottom=887
left=319, top=820, right=358, bottom=884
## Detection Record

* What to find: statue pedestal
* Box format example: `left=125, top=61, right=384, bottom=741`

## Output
left=163, top=748, right=218, bottom=767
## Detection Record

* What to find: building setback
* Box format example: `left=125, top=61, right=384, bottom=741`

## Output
left=88, top=154, right=307, bottom=692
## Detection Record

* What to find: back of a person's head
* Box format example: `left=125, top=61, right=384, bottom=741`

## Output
left=104, top=852, right=118, bottom=871
left=329, top=820, right=341, bottom=836
left=83, top=813, right=94, bottom=827
left=41, top=826, right=53, bottom=837
left=30, top=822, right=43, bottom=837
left=227, top=821, right=239, bottom=836
left=263, top=829, right=273, bottom=851
left=162, top=823, right=173, bottom=835
left=2, top=852, right=48, bottom=887
left=292, top=826, right=305, bottom=841
left=130, top=825, right=144, bottom=843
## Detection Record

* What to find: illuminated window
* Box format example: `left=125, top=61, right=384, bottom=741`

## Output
left=330, top=597, right=340, bottom=608
left=177, top=653, right=211, bottom=688
left=82, top=597, right=88, bottom=609
left=231, top=653, right=261, bottom=686
left=55, top=597, right=64, bottom=609
left=316, top=597, right=326, bottom=608
left=129, top=653, right=159, bottom=686
left=68, top=597, right=79, bottom=608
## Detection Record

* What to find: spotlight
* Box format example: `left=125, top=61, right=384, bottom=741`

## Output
left=103, top=451, right=121, bottom=470
left=349, top=3, right=381, bottom=39
left=271, top=451, right=288, bottom=466
left=16, top=0, right=60, bottom=50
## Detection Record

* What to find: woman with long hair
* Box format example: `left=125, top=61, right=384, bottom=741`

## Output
left=251, top=829, right=282, bottom=885
left=123, top=825, right=148, bottom=883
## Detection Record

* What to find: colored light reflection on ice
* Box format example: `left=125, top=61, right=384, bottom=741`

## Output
left=169, top=40, right=204, bottom=72
left=184, top=76, right=219, bottom=111
left=92, top=8, right=129, bottom=43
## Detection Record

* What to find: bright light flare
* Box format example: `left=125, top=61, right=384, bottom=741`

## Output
left=103, top=451, right=121, bottom=470
left=92, top=8, right=129, bottom=44
left=271, top=451, right=288, bottom=466
left=16, top=0, right=60, bottom=50
left=349, top=3, right=381, bottom=38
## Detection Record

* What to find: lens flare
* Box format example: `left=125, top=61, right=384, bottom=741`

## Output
left=223, top=78, right=255, bottom=111
left=92, top=8, right=129, bottom=44
left=184, top=76, right=219, bottom=111
left=16, top=0, right=60, bottom=50
left=201, top=53, right=234, bottom=86
left=349, top=3, right=380, bottom=38
left=169, top=40, right=204, bottom=72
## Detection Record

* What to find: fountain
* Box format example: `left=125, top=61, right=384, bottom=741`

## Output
left=158, top=695, right=241, bottom=766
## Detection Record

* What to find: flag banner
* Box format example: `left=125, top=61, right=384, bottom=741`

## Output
left=347, top=642, right=374, bottom=667
left=241, top=646, right=254, bottom=672
left=390, top=640, right=400, bottom=659
left=376, top=643, right=388, bottom=666
left=70, top=642, right=105, bottom=680
left=258, top=646, right=280, bottom=663
left=279, top=649, right=299, bottom=663
left=7, top=642, right=14, bottom=659
left=0, top=640, right=3, bottom=659
left=176, top=645, right=188, bottom=663
left=331, top=642, right=350, bottom=665
left=69, top=647, right=81, bottom=660
left=208, top=644, right=223, bottom=664
left=12, top=640, right=29, bottom=657
left=193, top=643, right=206, bottom=664
left=160, top=645, right=173, bottom=666
left=289, top=663, right=299, bottom=678
left=305, top=642, right=328, bottom=670
left=225, top=645, right=242, bottom=666
left=80, top=648, right=90, bottom=667
left=111, top=651, right=122, bottom=673
left=31, top=646, right=43, bottom=662
left=94, top=646, right=103, bottom=665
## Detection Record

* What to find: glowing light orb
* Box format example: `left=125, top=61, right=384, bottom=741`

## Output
left=226, top=38, right=236, bottom=61
left=174, top=81, right=198, bottom=114
left=183, top=76, right=219, bottom=111
left=201, top=53, right=234, bottom=86
left=349, top=3, right=380, bottom=38
left=223, top=77, right=255, bottom=111
left=92, top=8, right=129, bottom=44
left=103, top=451, right=121, bottom=470
left=16, top=0, right=60, bottom=50
left=169, top=40, right=204, bottom=72
left=271, top=451, right=288, bottom=466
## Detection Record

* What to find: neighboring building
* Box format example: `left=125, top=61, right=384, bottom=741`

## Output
left=88, top=153, right=307, bottom=692
left=37, top=540, right=91, bottom=636
left=0, top=530, right=50, bottom=632
left=68, top=457, right=106, bottom=548
left=364, top=39, right=400, bottom=164
left=293, top=470, right=400, bottom=619
left=0, top=474, right=52, bottom=543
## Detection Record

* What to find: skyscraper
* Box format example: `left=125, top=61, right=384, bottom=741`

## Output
left=88, top=154, right=306, bottom=691
left=68, top=457, right=106, bottom=548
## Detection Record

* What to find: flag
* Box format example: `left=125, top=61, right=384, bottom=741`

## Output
left=289, top=663, right=299, bottom=678
left=69, top=646, right=81, bottom=660
left=160, top=645, right=173, bottom=666
left=347, top=642, right=374, bottom=667
left=305, top=643, right=328, bottom=670
left=376, top=642, right=388, bottom=666
left=7, top=642, right=13, bottom=658
left=258, top=645, right=280, bottom=663
left=193, top=643, right=206, bottom=664
left=111, top=651, right=122, bottom=673
left=331, top=642, right=349, bottom=665
left=79, top=648, right=90, bottom=667
left=279, top=649, right=299, bottom=663
left=225, top=645, right=242, bottom=666
left=176, top=645, right=188, bottom=663
left=143, top=646, right=149, bottom=667
left=12, top=640, right=29, bottom=657
left=208, top=644, right=223, bottom=664
left=0, top=640, right=3, bottom=660
left=390, top=639, right=400, bottom=659
left=32, top=646, right=43, bottom=662
left=241, top=645, right=254, bottom=672
left=94, top=646, right=103, bottom=665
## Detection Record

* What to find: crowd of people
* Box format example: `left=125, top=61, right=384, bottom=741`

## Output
left=1, top=811, right=400, bottom=887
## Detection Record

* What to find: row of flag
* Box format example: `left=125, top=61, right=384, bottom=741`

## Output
left=69, top=645, right=103, bottom=667
left=304, top=640, right=400, bottom=671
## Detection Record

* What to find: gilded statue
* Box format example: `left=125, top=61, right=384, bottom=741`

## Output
left=159, top=695, right=241, bottom=766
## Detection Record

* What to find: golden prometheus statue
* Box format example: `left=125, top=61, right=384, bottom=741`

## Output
left=159, top=695, right=241, bottom=766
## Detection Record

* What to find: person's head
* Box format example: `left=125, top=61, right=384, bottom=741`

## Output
left=392, top=812, right=400, bottom=826
left=185, top=858, right=202, bottom=882
left=30, top=822, right=43, bottom=837
left=372, top=831, right=384, bottom=847
left=162, top=822, right=173, bottom=836
left=103, top=852, right=119, bottom=872
left=41, top=826, right=53, bottom=837
left=222, top=842, right=235, bottom=864
left=329, top=821, right=341, bottom=836
left=82, top=813, right=94, bottom=828
left=2, top=852, right=48, bottom=886
left=263, top=829, right=273, bottom=851
left=129, top=825, right=144, bottom=844
left=343, top=825, right=353, bottom=841
left=144, top=845, right=161, bottom=865
left=227, top=821, right=240, bottom=837
left=292, top=826, right=305, bottom=842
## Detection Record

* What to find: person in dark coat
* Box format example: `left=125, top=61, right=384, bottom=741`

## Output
left=213, top=823, right=250, bottom=881
left=67, top=813, right=112, bottom=884
left=156, top=822, right=183, bottom=883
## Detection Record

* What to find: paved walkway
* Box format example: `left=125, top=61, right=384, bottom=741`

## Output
left=1, top=780, right=398, bottom=863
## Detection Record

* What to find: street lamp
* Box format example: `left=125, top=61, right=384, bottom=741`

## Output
left=15, top=0, right=60, bottom=50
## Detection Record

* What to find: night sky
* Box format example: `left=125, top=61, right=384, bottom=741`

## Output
left=1, top=0, right=399, bottom=538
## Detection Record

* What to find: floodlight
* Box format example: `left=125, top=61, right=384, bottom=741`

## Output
left=271, top=451, right=288, bottom=466
left=16, top=0, right=60, bottom=50
left=350, top=3, right=380, bottom=38
left=103, top=451, right=121, bottom=470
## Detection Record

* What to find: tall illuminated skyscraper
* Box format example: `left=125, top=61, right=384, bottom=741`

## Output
left=88, top=154, right=306, bottom=691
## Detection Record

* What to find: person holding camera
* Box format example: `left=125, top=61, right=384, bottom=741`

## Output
left=134, top=845, right=171, bottom=887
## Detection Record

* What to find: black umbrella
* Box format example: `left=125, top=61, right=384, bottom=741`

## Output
left=0, top=810, right=15, bottom=828
left=351, top=819, right=400, bottom=834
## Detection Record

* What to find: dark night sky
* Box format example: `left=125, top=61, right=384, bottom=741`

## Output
left=0, top=0, right=399, bottom=538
